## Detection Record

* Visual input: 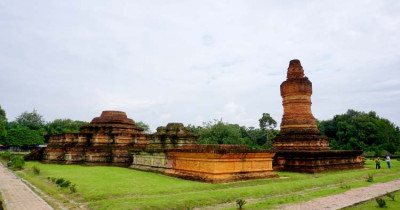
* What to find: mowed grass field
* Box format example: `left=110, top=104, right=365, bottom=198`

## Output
left=17, top=159, right=400, bottom=209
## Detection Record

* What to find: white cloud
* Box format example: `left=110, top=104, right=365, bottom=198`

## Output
left=0, top=0, right=399, bottom=130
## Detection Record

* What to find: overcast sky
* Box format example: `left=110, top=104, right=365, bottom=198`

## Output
left=1, top=0, right=399, bottom=131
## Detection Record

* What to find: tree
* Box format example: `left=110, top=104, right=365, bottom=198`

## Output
left=196, top=120, right=248, bottom=145
left=0, top=105, right=6, bottom=121
left=259, top=113, right=277, bottom=145
left=15, top=109, right=45, bottom=130
left=0, top=105, right=7, bottom=140
left=136, top=121, right=151, bottom=134
left=3, top=127, right=44, bottom=147
left=44, top=119, right=87, bottom=136
left=319, top=109, right=400, bottom=153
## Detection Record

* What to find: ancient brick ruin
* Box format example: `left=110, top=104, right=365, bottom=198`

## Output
left=165, top=145, right=277, bottom=182
left=130, top=122, right=199, bottom=173
left=27, top=59, right=366, bottom=181
left=272, top=60, right=364, bottom=173
left=42, top=111, right=149, bottom=167
left=35, top=112, right=277, bottom=182
left=130, top=124, right=277, bottom=182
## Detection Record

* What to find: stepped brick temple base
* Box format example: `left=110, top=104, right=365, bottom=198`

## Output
left=274, top=150, right=364, bottom=173
left=165, top=145, right=277, bottom=183
left=272, top=60, right=364, bottom=173
left=40, top=111, right=149, bottom=166
left=130, top=125, right=277, bottom=182
left=130, top=123, right=200, bottom=173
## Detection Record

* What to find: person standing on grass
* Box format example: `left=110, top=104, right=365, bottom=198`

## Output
left=386, top=154, right=391, bottom=169
left=376, top=157, right=381, bottom=169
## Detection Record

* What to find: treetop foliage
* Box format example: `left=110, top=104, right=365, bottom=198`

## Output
left=3, top=127, right=44, bottom=147
left=319, top=109, right=400, bottom=154
left=259, top=113, right=277, bottom=130
left=0, top=107, right=87, bottom=146
left=0, top=105, right=7, bottom=139
left=0, top=105, right=6, bottom=121
left=16, top=109, right=45, bottom=130
left=191, top=113, right=279, bottom=149
left=136, top=121, right=151, bottom=134
left=44, top=119, right=88, bottom=136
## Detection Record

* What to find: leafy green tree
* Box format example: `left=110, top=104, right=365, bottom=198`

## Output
left=3, top=127, right=44, bottom=147
left=258, top=113, right=277, bottom=147
left=44, top=119, right=87, bottom=136
left=319, top=109, right=400, bottom=153
left=0, top=105, right=7, bottom=141
left=136, top=121, right=151, bottom=134
left=15, top=109, right=45, bottom=130
left=0, top=105, right=6, bottom=121
left=196, top=120, right=248, bottom=145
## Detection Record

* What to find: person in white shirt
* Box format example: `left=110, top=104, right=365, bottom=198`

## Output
left=386, top=154, right=391, bottom=169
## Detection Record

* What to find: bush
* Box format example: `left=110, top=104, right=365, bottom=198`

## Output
left=10, top=156, right=25, bottom=170
left=340, top=183, right=351, bottom=189
left=53, top=178, right=71, bottom=188
left=367, top=174, right=374, bottom=182
left=69, top=184, right=77, bottom=193
left=51, top=177, right=56, bottom=183
left=0, top=151, right=11, bottom=161
left=55, top=178, right=65, bottom=185
left=375, top=197, right=386, bottom=208
left=386, top=192, right=395, bottom=201
left=32, top=166, right=40, bottom=175
left=236, top=199, right=246, bottom=209
left=59, top=180, right=71, bottom=188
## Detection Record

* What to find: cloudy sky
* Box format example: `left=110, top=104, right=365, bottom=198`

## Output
left=1, top=0, right=399, bottom=131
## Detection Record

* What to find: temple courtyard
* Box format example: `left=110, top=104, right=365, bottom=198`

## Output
left=2, top=159, right=398, bottom=209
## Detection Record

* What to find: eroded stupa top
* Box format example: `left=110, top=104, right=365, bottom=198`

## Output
left=90, top=111, right=135, bottom=125
left=81, top=110, right=144, bottom=134
left=287, top=59, right=305, bottom=79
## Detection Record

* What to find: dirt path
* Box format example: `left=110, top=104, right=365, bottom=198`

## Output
left=0, top=163, right=53, bottom=210
left=279, top=179, right=400, bottom=210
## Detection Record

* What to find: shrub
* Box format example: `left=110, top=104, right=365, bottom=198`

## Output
left=367, top=174, right=374, bottom=182
left=236, top=199, right=246, bottom=209
left=340, top=183, right=351, bottom=189
left=10, top=156, right=25, bottom=170
left=59, top=180, right=71, bottom=188
left=386, top=192, right=395, bottom=201
left=375, top=197, right=386, bottom=208
left=55, top=178, right=65, bottom=185
left=32, top=166, right=40, bottom=175
left=51, top=177, right=56, bottom=183
left=69, top=184, right=77, bottom=193
left=0, top=151, right=11, bottom=161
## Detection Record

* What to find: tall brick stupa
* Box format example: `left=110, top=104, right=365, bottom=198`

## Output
left=273, top=59, right=364, bottom=173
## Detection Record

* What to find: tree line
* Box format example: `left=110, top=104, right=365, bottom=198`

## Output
left=187, top=113, right=278, bottom=149
left=1, top=105, right=399, bottom=154
left=0, top=106, right=151, bottom=147
left=318, top=109, right=400, bottom=155
left=0, top=106, right=87, bottom=147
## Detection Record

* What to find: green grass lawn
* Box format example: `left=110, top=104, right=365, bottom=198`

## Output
left=344, top=191, right=400, bottom=210
left=16, top=159, right=400, bottom=209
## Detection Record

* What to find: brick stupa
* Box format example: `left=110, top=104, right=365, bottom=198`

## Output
left=41, top=111, right=149, bottom=166
left=273, top=60, right=364, bottom=173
